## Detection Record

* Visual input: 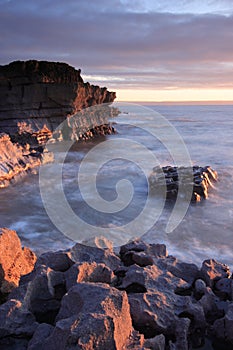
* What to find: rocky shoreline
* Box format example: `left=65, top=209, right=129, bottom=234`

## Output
left=0, top=60, right=117, bottom=188
left=0, top=228, right=233, bottom=350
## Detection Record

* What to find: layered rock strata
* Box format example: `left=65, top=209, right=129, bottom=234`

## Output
left=0, top=132, right=53, bottom=188
left=0, top=230, right=233, bottom=349
left=149, top=165, right=218, bottom=201
left=0, top=60, right=117, bottom=187
left=0, top=60, right=116, bottom=134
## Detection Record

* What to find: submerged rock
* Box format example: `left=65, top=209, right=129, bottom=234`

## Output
left=149, top=165, right=218, bottom=201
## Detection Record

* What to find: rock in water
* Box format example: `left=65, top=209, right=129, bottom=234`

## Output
left=149, top=165, right=218, bottom=201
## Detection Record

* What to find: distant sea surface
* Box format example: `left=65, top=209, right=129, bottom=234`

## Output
left=1, top=104, right=233, bottom=267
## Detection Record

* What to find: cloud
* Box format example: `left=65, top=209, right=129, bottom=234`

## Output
left=0, top=0, right=233, bottom=90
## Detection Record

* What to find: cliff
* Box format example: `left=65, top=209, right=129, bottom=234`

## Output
left=0, top=60, right=116, bottom=134
left=0, top=60, right=117, bottom=187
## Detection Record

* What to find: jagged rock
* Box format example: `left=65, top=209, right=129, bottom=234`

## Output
left=1, top=232, right=233, bottom=349
left=28, top=323, right=54, bottom=350
left=26, top=266, right=66, bottom=324
left=0, top=133, right=52, bottom=188
left=201, top=259, right=231, bottom=288
left=121, top=251, right=154, bottom=267
left=120, top=239, right=168, bottom=259
left=70, top=243, right=121, bottom=270
left=194, top=279, right=207, bottom=299
left=215, top=278, right=232, bottom=300
left=213, top=303, right=233, bottom=345
left=0, top=60, right=116, bottom=135
left=149, top=165, right=218, bottom=201
left=35, top=251, right=74, bottom=272
left=0, top=299, right=38, bottom=338
left=198, top=287, right=223, bottom=323
left=176, top=297, right=206, bottom=348
left=169, top=318, right=190, bottom=350
left=143, top=333, right=166, bottom=350
left=157, top=255, right=199, bottom=284
left=49, top=283, right=132, bottom=350
left=117, top=262, right=205, bottom=345
left=0, top=228, right=36, bottom=296
left=65, top=262, right=114, bottom=290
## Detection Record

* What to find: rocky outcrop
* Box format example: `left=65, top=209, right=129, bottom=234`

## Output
left=0, top=133, right=53, bottom=187
left=149, top=165, right=218, bottom=201
left=1, top=232, right=233, bottom=349
left=0, top=228, right=36, bottom=299
left=0, top=60, right=117, bottom=187
left=0, top=60, right=116, bottom=134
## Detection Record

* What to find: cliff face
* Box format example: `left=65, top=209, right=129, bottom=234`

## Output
left=0, top=60, right=116, bottom=134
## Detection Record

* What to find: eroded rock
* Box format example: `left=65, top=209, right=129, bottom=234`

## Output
left=149, top=165, right=218, bottom=201
left=0, top=233, right=232, bottom=349
left=0, top=228, right=36, bottom=296
left=201, top=259, right=231, bottom=288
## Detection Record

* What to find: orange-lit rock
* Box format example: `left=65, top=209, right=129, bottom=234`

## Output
left=0, top=228, right=37, bottom=295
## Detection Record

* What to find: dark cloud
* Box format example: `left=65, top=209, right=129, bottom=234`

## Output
left=0, top=0, right=233, bottom=90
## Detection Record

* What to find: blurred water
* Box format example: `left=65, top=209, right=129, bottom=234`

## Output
left=1, top=104, right=233, bottom=268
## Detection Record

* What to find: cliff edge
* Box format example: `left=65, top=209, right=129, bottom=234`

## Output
left=0, top=60, right=116, bottom=134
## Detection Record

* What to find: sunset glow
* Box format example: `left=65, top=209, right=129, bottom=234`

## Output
left=1, top=0, right=233, bottom=102
left=117, top=88, right=233, bottom=103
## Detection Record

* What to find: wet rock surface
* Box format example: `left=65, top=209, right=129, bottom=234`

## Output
left=0, top=231, right=233, bottom=349
left=0, top=132, right=53, bottom=188
left=149, top=165, right=218, bottom=202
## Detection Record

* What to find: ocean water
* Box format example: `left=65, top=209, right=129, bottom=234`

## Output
left=1, top=104, right=233, bottom=268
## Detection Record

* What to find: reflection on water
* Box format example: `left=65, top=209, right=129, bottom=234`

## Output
left=0, top=105, right=233, bottom=267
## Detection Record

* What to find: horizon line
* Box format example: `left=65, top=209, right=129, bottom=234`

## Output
left=116, top=100, right=233, bottom=105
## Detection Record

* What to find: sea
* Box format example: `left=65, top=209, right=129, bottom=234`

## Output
left=1, top=103, right=233, bottom=269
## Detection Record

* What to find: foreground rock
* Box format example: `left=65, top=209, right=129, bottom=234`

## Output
left=0, top=228, right=36, bottom=299
left=149, top=165, right=218, bottom=201
left=1, top=232, right=233, bottom=349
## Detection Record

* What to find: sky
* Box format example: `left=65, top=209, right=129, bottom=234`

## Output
left=1, top=0, right=233, bottom=102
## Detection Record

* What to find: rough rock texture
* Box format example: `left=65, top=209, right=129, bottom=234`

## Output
left=0, top=60, right=116, bottom=134
left=149, top=165, right=218, bottom=202
left=0, top=228, right=36, bottom=298
left=0, top=60, right=117, bottom=188
left=1, top=231, right=233, bottom=349
left=0, top=132, right=53, bottom=187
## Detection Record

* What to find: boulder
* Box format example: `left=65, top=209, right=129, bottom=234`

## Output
left=213, top=303, right=233, bottom=345
left=0, top=228, right=36, bottom=296
left=70, top=243, right=121, bottom=270
left=0, top=299, right=38, bottom=338
left=44, top=283, right=133, bottom=350
left=28, top=323, right=54, bottom=350
left=143, top=334, right=166, bottom=350
left=65, top=262, right=114, bottom=290
left=201, top=259, right=231, bottom=288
